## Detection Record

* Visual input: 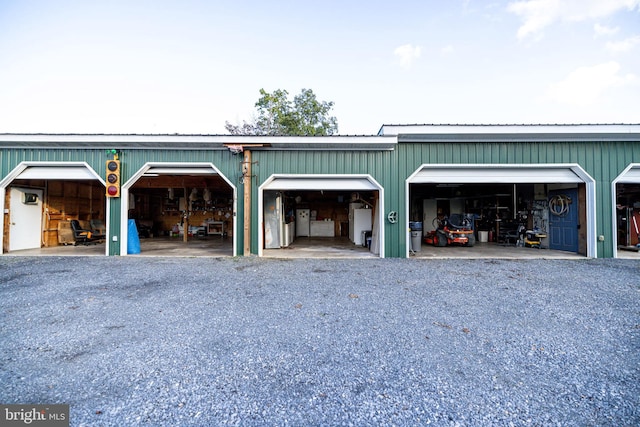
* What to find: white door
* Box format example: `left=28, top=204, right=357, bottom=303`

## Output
left=9, top=187, right=43, bottom=251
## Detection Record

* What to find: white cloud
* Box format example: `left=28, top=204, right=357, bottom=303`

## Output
left=394, top=44, right=422, bottom=69
left=594, top=23, right=619, bottom=38
left=606, top=35, right=640, bottom=52
left=508, top=0, right=640, bottom=40
left=544, top=61, right=637, bottom=106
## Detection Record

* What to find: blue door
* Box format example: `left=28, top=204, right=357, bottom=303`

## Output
left=548, top=188, right=579, bottom=253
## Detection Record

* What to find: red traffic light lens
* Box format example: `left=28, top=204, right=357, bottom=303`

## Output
left=107, top=186, right=119, bottom=196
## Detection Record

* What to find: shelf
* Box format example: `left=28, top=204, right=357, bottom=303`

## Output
left=207, top=221, right=225, bottom=237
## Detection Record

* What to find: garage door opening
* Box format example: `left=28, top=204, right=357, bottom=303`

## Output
left=613, top=164, right=640, bottom=258
left=0, top=162, right=106, bottom=255
left=259, top=175, right=384, bottom=258
left=122, top=163, right=237, bottom=257
left=407, top=164, right=595, bottom=258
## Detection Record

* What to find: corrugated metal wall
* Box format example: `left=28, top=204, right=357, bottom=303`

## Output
left=252, top=149, right=402, bottom=257
left=113, top=149, right=241, bottom=256
left=0, top=148, right=241, bottom=256
left=394, top=140, right=640, bottom=258
left=2, top=139, right=639, bottom=258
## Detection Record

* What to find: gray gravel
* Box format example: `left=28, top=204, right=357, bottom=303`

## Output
left=1, top=256, right=639, bottom=426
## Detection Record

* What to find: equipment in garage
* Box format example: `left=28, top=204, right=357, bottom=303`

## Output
left=521, top=227, right=547, bottom=249
left=424, top=216, right=475, bottom=247
left=616, top=205, right=640, bottom=251
left=414, top=183, right=587, bottom=254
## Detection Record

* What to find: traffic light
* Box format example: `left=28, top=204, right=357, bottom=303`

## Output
left=105, top=159, right=120, bottom=197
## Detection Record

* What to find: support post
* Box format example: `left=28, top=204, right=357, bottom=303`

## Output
left=183, top=186, right=189, bottom=243
left=243, top=150, right=252, bottom=256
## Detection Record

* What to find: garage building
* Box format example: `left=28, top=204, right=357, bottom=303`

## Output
left=1, top=124, right=638, bottom=258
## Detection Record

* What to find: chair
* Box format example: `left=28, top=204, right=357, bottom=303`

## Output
left=70, top=220, right=100, bottom=245
left=90, top=219, right=106, bottom=236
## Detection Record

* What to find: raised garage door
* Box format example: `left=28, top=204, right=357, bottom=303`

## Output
left=612, top=163, right=640, bottom=257
left=262, top=176, right=380, bottom=191
left=0, top=162, right=105, bottom=254
left=259, top=175, right=385, bottom=257
left=120, top=162, right=238, bottom=257
left=15, top=165, right=98, bottom=180
left=409, top=166, right=585, bottom=184
left=406, top=164, right=596, bottom=257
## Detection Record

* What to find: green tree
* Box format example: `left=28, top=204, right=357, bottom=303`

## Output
left=225, top=88, right=338, bottom=136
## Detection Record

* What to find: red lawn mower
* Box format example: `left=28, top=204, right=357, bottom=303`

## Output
left=424, top=216, right=476, bottom=247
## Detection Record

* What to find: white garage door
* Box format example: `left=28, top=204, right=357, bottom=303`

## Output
left=262, top=176, right=380, bottom=191
left=409, top=165, right=585, bottom=184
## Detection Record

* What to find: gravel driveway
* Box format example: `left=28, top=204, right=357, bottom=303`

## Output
left=1, top=257, right=639, bottom=426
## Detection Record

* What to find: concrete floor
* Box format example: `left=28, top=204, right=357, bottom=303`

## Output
left=263, top=237, right=377, bottom=259
left=5, top=235, right=637, bottom=259
left=4, top=235, right=233, bottom=257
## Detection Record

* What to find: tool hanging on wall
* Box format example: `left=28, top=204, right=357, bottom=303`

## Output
left=239, top=159, right=259, bottom=185
left=549, top=194, right=572, bottom=216
left=633, top=213, right=640, bottom=248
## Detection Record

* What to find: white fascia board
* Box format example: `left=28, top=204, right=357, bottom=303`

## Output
left=252, top=136, right=396, bottom=150
left=380, top=124, right=640, bottom=136
left=0, top=134, right=223, bottom=143
left=0, top=134, right=397, bottom=150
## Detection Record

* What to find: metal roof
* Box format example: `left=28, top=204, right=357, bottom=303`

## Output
left=0, top=133, right=396, bottom=151
left=379, top=123, right=640, bottom=142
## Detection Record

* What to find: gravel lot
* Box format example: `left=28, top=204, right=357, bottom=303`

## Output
left=1, top=256, right=639, bottom=426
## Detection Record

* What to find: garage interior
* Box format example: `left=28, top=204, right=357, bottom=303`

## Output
left=2, top=171, right=235, bottom=256
left=262, top=189, right=379, bottom=258
left=127, top=173, right=234, bottom=256
left=409, top=182, right=587, bottom=256
left=616, top=183, right=640, bottom=254
left=3, top=179, right=106, bottom=253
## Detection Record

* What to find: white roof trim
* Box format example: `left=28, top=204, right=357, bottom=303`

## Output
left=0, top=134, right=396, bottom=151
left=380, top=124, right=640, bottom=136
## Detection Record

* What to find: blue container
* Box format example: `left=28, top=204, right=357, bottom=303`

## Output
left=127, top=219, right=141, bottom=254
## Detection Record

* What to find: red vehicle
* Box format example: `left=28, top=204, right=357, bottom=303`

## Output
left=424, top=216, right=476, bottom=247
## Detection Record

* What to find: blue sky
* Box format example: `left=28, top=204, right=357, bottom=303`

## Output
left=0, top=0, right=638, bottom=135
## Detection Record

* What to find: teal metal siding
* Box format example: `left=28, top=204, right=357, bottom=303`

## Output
left=2, top=138, right=639, bottom=258
left=0, top=147, right=243, bottom=256
left=117, top=149, right=243, bottom=255
left=0, top=148, right=109, bottom=171
left=252, top=149, right=404, bottom=257
left=395, top=140, right=640, bottom=258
